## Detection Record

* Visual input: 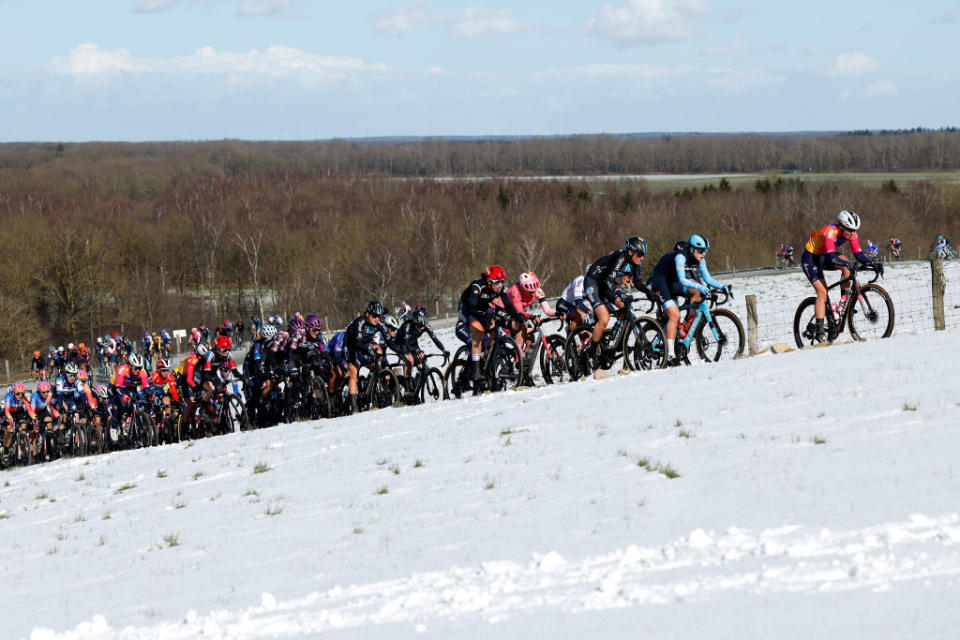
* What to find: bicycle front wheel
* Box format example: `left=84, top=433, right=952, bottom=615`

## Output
left=489, top=336, right=524, bottom=392
left=623, top=316, right=667, bottom=370
left=696, top=309, right=745, bottom=362
left=563, top=327, right=593, bottom=381
left=418, top=367, right=445, bottom=403
left=847, top=283, right=895, bottom=340
left=369, top=369, right=399, bottom=409
left=539, top=334, right=568, bottom=384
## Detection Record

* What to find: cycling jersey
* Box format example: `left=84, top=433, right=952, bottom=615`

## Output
left=458, top=277, right=519, bottom=323
left=326, top=331, right=347, bottom=368
left=344, top=315, right=390, bottom=364
left=114, top=364, right=149, bottom=390
left=150, top=370, right=180, bottom=402
left=3, top=391, right=36, bottom=421
left=395, top=320, right=445, bottom=356
left=201, top=350, right=239, bottom=382
left=492, top=283, right=557, bottom=319
left=804, top=223, right=865, bottom=258
left=650, top=241, right=723, bottom=307
left=30, top=391, right=58, bottom=414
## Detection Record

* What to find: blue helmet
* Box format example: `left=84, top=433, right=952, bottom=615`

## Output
left=688, top=234, right=710, bottom=251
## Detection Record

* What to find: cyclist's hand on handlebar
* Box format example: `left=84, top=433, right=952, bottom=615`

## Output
left=532, top=315, right=542, bottom=327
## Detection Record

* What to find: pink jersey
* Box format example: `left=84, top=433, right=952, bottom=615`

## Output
left=492, top=284, right=556, bottom=318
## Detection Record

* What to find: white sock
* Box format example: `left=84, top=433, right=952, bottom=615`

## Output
left=666, top=338, right=675, bottom=358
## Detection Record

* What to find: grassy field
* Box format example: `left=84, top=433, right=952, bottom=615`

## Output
left=634, top=171, right=960, bottom=194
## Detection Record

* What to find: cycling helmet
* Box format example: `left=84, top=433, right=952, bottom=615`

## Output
left=64, top=362, right=80, bottom=376
left=411, top=308, right=428, bottom=327
left=383, top=314, right=401, bottom=331
left=94, top=384, right=109, bottom=400
left=58, top=346, right=64, bottom=353
left=688, top=234, right=710, bottom=251
left=273, top=315, right=284, bottom=327
left=12, top=382, right=26, bottom=394
left=76, top=369, right=88, bottom=381
left=625, top=236, right=648, bottom=256
left=157, top=358, right=170, bottom=370
left=485, top=265, right=506, bottom=282
left=195, top=343, right=209, bottom=357
left=37, top=381, right=52, bottom=393
left=67, top=342, right=74, bottom=350
left=305, top=314, right=324, bottom=331
left=288, top=316, right=305, bottom=334
left=837, top=210, right=861, bottom=231
left=96, top=337, right=103, bottom=344
left=128, top=354, right=144, bottom=369
left=518, top=271, right=540, bottom=293
left=215, top=336, right=232, bottom=351
left=260, top=324, right=278, bottom=340
left=366, top=300, right=384, bottom=317
left=33, top=350, right=40, bottom=357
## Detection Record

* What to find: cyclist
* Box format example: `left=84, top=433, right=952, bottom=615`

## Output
left=286, top=314, right=327, bottom=401
left=456, top=265, right=524, bottom=387
left=395, top=308, right=448, bottom=395
left=56, top=363, right=98, bottom=432
left=649, top=234, right=731, bottom=366
left=2, top=383, right=38, bottom=460
left=175, top=343, right=208, bottom=431
left=493, top=271, right=557, bottom=361
left=556, top=274, right=594, bottom=331
left=32, top=350, right=46, bottom=381
left=864, top=239, right=879, bottom=260
left=584, top=237, right=651, bottom=368
left=802, top=210, right=874, bottom=342
left=242, top=322, right=276, bottom=421
left=31, top=381, right=62, bottom=458
left=150, top=358, right=180, bottom=414
left=777, top=243, right=794, bottom=268
left=343, top=301, right=390, bottom=414
left=887, top=236, right=902, bottom=261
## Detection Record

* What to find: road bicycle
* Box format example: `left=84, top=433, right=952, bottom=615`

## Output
left=563, top=299, right=666, bottom=380
left=641, top=288, right=745, bottom=365
left=793, top=263, right=894, bottom=347
left=445, top=321, right=524, bottom=399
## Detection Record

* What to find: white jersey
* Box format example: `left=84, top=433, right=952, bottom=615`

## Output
left=560, top=276, right=590, bottom=307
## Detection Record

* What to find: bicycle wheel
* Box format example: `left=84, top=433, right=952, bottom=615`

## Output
left=369, top=369, right=399, bottom=409
left=695, top=309, right=745, bottom=362
left=489, top=336, right=524, bottom=392
left=539, top=334, right=568, bottom=384
left=418, top=367, right=445, bottom=403
left=308, top=383, right=331, bottom=420
left=793, top=297, right=827, bottom=348
left=563, top=327, right=594, bottom=381
left=136, top=413, right=156, bottom=447
left=847, top=284, right=895, bottom=340
left=624, top=316, right=667, bottom=370
left=444, top=358, right=472, bottom=399
left=226, top=395, right=248, bottom=432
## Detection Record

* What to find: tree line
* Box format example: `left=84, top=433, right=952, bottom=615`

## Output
left=2, top=149, right=958, bottom=364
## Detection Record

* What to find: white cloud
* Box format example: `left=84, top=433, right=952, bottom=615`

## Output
left=538, top=63, right=686, bottom=80
left=236, top=0, right=293, bottom=17
left=931, top=8, right=960, bottom=23
left=51, top=43, right=388, bottom=83
left=831, top=52, right=879, bottom=75
left=370, top=1, right=429, bottom=35
left=446, top=6, right=521, bottom=37
left=700, top=35, right=745, bottom=56
left=131, top=0, right=179, bottom=13
left=587, top=0, right=708, bottom=46
left=426, top=65, right=447, bottom=74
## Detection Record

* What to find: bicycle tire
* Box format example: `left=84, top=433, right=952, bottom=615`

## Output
left=369, top=369, right=399, bottom=409
left=444, top=358, right=472, bottom=399
left=793, top=297, right=822, bottom=348
left=624, top=315, right=667, bottom=370
left=847, top=283, right=895, bottom=340
left=488, top=335, right=523, bottom=392
left=539, top=334, right=568, bottom=384
left=695, top=308, right=745, bottom=362
left=308, top=382, right=331, bottom=420
left=418, top=367, right=445, bottom=403
left=563, top=327, right=594, bottom=381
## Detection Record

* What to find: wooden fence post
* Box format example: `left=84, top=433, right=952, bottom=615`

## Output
left=4, top=360, right=9, bottom=384
left=745, top=295, right=759, bottom=356
left=931, top=257, right=946, bottom=331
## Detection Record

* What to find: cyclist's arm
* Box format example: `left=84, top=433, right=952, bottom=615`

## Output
left=847, top=235, right=872, bottom=264
left=674, top=254, right=709, bottom=294
left=697, top=261, right=725, bottom=290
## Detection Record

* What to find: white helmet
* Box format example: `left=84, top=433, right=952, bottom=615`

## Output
left=195, top=343, right=209, bottom=357
left=837, top=210, right=861, bottom=231
left=67, top=342, right=75, bottom=350
left=260, top=324, right=278, bottom=340
left=128, top=354, right=144, bottom=369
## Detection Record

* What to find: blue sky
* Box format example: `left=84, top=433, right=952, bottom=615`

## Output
left=1, top=0, right=958, bottom=141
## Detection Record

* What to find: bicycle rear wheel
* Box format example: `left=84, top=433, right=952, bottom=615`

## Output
left=847, top=283, right=895, bottom=340
left=444, top=358, right=472, bottom=399
left=539, top=334, right=568, bottom=384
left=623, top=316, right=667, bottom=370
left=793, top=296, right=826, bottom=348
left=369, top=369, right=399, bottom=409
left=695, top=309, right=745, bottom=362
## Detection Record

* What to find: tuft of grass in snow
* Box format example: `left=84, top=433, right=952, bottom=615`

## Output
left=413, top=459, right=424, bottom=468
left=0, top=513, right=10, bottom=520
left=173, top=500, right=187, bottom=509
left=163, top=534, right=180, bottom=547
left=816, top=411, right=826, bottom=418
left=352, top=525, right=363, bottom=534
left=376, top=458, right=389, bottom=466
left=678, top=429, right=695, bottom=439
left=36, top=492, right=48, bottom=500
left=253, top=462, right=270, bottom=474
left=264, top=504, right=283, bottom=516
left=484, top=476, right=497, bottom=490
left=192, top=471, right=204, bottom=481
left=74, top=474, right=85, bottom=482
left=674, top=418, right=683, bottom=427
left=115, top=483, right=136, bottom=494
left=375, top=485, right=389, bottom=495
left=3, top=480, right=9, bottom=487
left=97, top=535, right=107, bottom=546
left=156, top=469, right=168, bottom=478
left=637, top=458, right=682, bottom=479
left=662, top=464, right=682, bottom=479
left=903, top=402, right=918, bottom=411
left=47, top=545, right=59, bottom=555
left=102, top=512, right=111, bottom=520
left=72, top=514, right=85, bottom=523
left=389, top=464, right=401, bottom=476
left=243, top=489, right=260, bottom=497
left=813, top=435, right=828, bottom=445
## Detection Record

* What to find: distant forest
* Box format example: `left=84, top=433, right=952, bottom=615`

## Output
left=0, top=129, right=958, bottom=363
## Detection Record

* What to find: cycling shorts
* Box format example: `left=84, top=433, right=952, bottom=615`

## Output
left=582, top=276, right=620, bottom=310
left=801, top=250, right=839, bottom=284
left=648, top=273, right=688, bottom=310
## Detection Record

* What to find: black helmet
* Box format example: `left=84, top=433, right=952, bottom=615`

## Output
left=625, top=236, right=648, bottom=256
left=366, top=300, right=383, bottom=317
left=412, top=308, right=428, bottom=327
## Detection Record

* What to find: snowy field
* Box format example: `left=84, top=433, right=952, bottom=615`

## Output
left=4, top=265, right=960, bottom=639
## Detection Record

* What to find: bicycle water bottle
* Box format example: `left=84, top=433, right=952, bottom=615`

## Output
left=830, top=302, right=840, bottom=322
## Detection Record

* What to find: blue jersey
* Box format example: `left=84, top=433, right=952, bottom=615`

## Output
left=31, top=391, right=56, bottom=412
left=326, top=331, right=346, bottom=363
left=3, top=391, right=30, bottom=413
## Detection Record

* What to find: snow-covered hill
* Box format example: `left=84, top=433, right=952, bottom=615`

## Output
left=3, top=263, right=960, bottom=639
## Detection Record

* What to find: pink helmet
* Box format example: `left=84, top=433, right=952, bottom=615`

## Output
left=518, top=271, right=540, bottom=294
left=12, top=382, right=26, bottom=393
left=37, top=381, right=52, bottom=392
